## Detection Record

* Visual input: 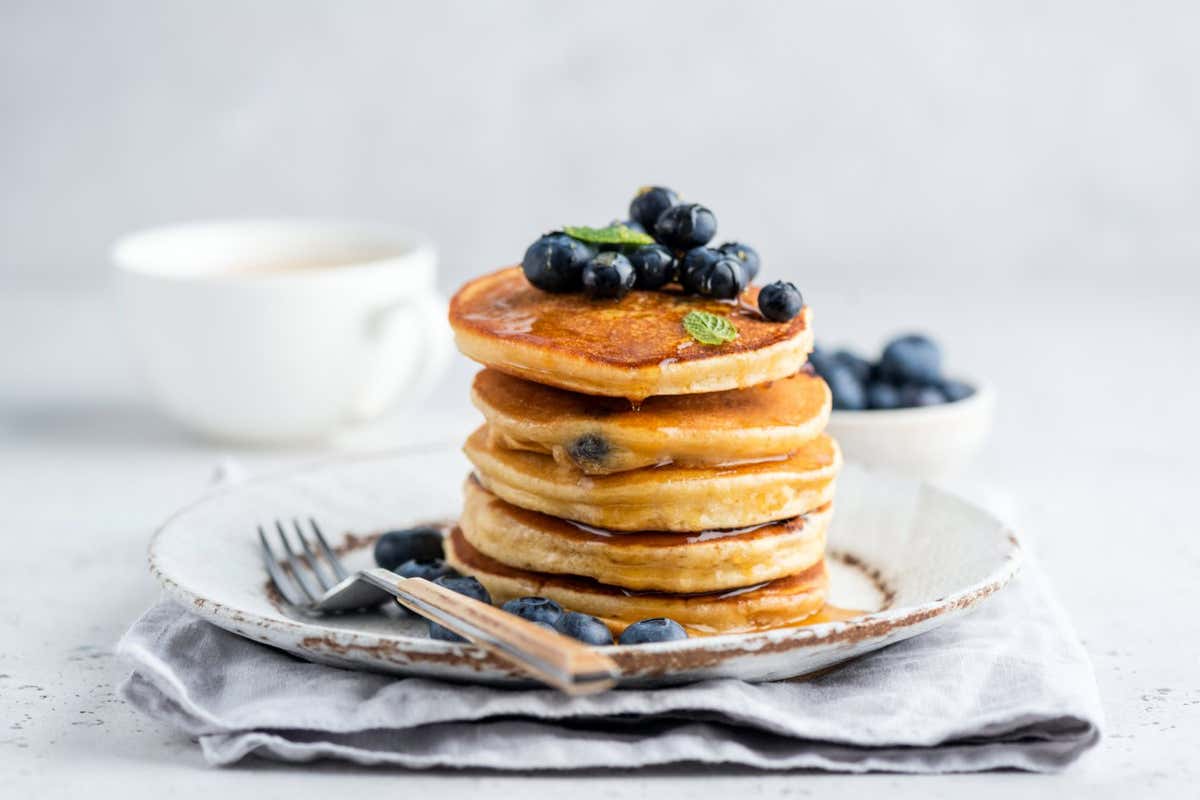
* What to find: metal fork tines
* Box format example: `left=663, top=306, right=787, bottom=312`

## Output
left=258, top=518, right=359, bottom=610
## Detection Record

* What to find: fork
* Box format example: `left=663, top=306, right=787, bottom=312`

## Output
left=258, top=518, right=620, bottom=695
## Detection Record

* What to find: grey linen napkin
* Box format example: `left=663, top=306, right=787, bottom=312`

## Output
left=117, top=555, right=1101, bottom=773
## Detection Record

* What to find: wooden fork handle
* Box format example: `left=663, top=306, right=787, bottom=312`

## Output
left=361, top=568, right=619, bottom=694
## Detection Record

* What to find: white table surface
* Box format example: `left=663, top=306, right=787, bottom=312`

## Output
left=1, top=284, right=1196, bottom=798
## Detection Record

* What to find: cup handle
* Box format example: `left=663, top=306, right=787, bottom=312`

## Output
left=349, top=291, right=452, bottom=422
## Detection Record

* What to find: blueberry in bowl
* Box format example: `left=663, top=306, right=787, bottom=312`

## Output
left=814, top=334, right=993, bottom=479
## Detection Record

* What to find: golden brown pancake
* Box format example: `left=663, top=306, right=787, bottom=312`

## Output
left=464, top=425, right=840, bottom=531
left=473, top=368, right=831, bottom=475
left=449, top=267, right=814, bottom=401
left=444, top=527, right=829, bottom=636
left=460, top=475, right=830, bottom=593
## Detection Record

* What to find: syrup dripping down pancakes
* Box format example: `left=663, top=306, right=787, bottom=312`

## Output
left=446, top=265, right=841, bottom=637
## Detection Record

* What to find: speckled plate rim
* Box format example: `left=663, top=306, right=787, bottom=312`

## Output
left=146, top=442, right=1024, bottom=684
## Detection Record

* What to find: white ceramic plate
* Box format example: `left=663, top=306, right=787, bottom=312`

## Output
left=148, top=444, right=1021, bottom=686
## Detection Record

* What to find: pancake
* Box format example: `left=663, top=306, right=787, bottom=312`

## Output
left=460, top=476, right=830, bottom=593
left=473, top=368, right=831, bottom=475
left=449, top=267, right=814, bottom=401
left=444, top=527, right=829, bottom=636
left=464, top=425, right=840, bottom=531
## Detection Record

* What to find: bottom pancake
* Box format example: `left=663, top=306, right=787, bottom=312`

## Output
left=444, top=527, right=828, bottom=636
left=460, top=475, right=831, bottom=593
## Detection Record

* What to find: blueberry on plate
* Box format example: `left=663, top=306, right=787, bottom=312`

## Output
left=679, top=247, right=720, bottom=294
left=433, top=575, right=492, bottom=605
left=717, top=241, right=760, bottom=281
left=501, top=596, right=564, bottom=626
left=428, top=620, right=466, bottom=642
left=629, top=186, right=679, bottom=232
left=374, top=527, right=444, bottom=571
left=879, top=334, right=942, bottom=385
left=938, top=379, right=975, bottom=403
left=522, top=233, right=596, bottom=293
left=865, top=381, right=903, bottom=410
left=582, top=252, right=636, bottom=300
left=427, top=575, right=493, bottom=642
left=899, top=383, right=946, bottom=407
left=701, top=256, right=747, bottom=299
left=832, top=349, right=872, bottom=384
left=627, top=244, right=677, bottom=290
left=757, top=280, right=804, bottom=322
left=825, top=365, right=867, bottom=410
left=555, top=611, right=614, bottom=646
left=618, top=617, right=689, bottom=645
left=654, top=203, right=717, bottom=250
left=396, top=558, right=456, bottom=581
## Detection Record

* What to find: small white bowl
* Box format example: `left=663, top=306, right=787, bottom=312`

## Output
left=826, top=382, right=995, bottom=481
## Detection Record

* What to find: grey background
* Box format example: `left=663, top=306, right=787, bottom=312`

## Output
left=4, top=0, right=1198, bottom=295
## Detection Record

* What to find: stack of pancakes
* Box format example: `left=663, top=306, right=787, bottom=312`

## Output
left=446, top=267, right=841, bottom=636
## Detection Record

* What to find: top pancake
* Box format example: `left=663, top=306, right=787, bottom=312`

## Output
left=449, top=266, right=814, bottom=400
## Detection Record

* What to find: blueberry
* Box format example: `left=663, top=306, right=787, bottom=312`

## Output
left=807, top=346, right=838, bottom=379
left=501, top=596, right=564, bottom=626
left=618, top=617, right=689, bottom=645
left=757, top=281, right=804, bottom=322
left=899, top=383, right=946, bottom=407
left=428, top=620, right=465, bottom=642
left=568, top=433, right=610, bottom=468
left=555, top=611, right=614, bottom=646
left=433, top=575, right=492, bottom=605
left=522, top=233, right=596, bottom=293
left=701, top=256, right=747, bottom=299
left=938, top=379, right=975, bottom=403
left=627, top=244, right=677, bottom=290
left=629, top=187, right=679, bottom=232
left=654, top=203, right=717, bottom=250
left=374, top=527, right=444, bottom=571
left=582, top=252, right=636, bottom=300
left=717, top=242, right=760, bottom=281
left=865, top=381, right=903, bottom=410
left=879, top=334, right=942, bottom=385
left=832, top=350, right=872, bottom=384
left=428, top=573, right=488, bottom=641
left=396, top=558, right=456, bottom=581
left=679, top=247, right=720, bottom=294
left=825, top=365, right=867, bottom=410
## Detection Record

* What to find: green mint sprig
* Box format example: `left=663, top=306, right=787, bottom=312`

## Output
left=682, top=310, right=739, bottom=345
left=563, top=223, right=655, bottom=246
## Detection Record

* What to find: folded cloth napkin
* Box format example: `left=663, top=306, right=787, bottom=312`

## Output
left=117, top=554, right=1101, bottom=773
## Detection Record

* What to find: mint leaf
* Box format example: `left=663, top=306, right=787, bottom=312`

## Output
left=682, top=310, right=739, bottom=346
left=563, top=224, right=655, bottom=246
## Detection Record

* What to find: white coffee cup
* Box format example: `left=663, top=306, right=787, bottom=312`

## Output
left=112, top=220, right=451, bottom=444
